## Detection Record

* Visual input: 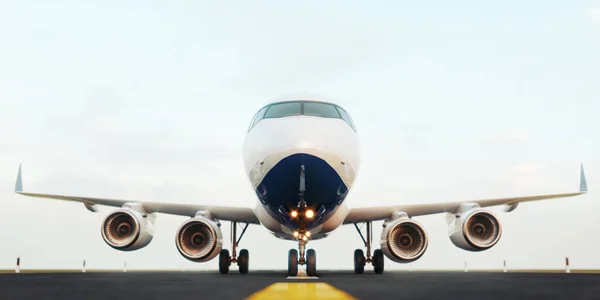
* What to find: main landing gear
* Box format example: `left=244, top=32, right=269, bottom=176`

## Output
left=219, top=221, right=250, bottom=274
left=353, top=221, right=384, bottom=274
left=288, top=164, right=317, bottom=277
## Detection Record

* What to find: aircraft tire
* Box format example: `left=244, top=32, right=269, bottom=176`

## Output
left=219, top=249, right=230, bottom=274
left=354, top=249, right=365, bottom=274
left=238, top=249, right=249, bottom=274
left=306, top=249, right=317, bottom=276
left=288, top=249, right=298, bottom=276
left=373, top=249, right=384, bottom=274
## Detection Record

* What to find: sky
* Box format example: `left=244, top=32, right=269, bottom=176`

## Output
left=0, top=0, right=599, bottom=271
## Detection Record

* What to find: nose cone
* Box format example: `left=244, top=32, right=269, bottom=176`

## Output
left=243, top=116, right=360, bottom=187
left=275, top=117, right=354, bottom=152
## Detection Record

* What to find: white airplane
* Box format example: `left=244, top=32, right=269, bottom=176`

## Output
left=14, top=99, right=588, bottom=276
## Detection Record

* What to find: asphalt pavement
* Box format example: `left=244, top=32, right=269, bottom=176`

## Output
left=1, top=270, right=598, bottom=299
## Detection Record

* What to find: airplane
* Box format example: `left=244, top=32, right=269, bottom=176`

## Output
left=14, top=99, right=588, bottom=276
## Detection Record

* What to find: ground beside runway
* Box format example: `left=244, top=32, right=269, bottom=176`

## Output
left=2, top=270, right=600, bottom=299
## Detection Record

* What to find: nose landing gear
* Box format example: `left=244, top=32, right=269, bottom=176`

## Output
left=287, top=229, right=317, bottom=277
left=287, top=164, right=318, bottom=277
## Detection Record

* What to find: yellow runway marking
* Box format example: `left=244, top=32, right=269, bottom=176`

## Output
left=245, top=282, right=357, bottom=300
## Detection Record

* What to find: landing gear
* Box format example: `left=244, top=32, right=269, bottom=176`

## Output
left=287, top=163, right=318, bottom=277
left=287, top=247, right=317, bottom=277
left=219, top=221, right=250, bottom=274
left=287, top=236, right=317, bottom=277
left=353, top=221, right=384, bottom=274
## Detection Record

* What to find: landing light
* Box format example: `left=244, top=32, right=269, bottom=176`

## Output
left=293, top=231, right=299, bottom=237
left=306, top=231, right=311, bottom=237
left=291, top=210, right=298, bottom=218
left=303, top=235, right=308, bottom=241
left=305, top=209, right=314, bottom=219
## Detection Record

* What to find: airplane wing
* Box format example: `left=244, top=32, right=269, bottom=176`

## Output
left=344, top=164, right=588, bottom=224
left=14, top=165, right=260, bottom=224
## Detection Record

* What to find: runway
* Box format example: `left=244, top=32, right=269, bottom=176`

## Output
left=1, top=270, right=599, bottom=299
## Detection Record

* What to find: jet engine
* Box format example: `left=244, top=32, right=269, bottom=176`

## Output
left=100, top=208, right=155, bottom=251
left=175, top=216, right=223, bottom=262
left=380, top=216, right=428, bottom=263
left=448, top=208, right=502, bottom=251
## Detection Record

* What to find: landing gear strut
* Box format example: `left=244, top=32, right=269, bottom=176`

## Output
left=287, top=164, right=317, bottom=277
left=219, top=221, right=250, bottom=274
left=353, top=221, right=384, bottom=274
left=287, top=233, right=317, bottom=277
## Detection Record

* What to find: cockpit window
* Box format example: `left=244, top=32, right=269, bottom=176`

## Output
left=248, top=100, right=356, bottom=132
left=263, top=102, right=301, bottom=119
left=248, top=106, right=268, bottom=131
left=304, top=102, right=341, bottom=118
left=335, top=107, right=356, bottom=131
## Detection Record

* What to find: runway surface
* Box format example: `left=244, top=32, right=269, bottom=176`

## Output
left=2, top=270, right=599, bottom=299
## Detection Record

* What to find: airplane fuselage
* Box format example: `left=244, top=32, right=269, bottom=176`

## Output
left=242, top=101, right=360, bottom=240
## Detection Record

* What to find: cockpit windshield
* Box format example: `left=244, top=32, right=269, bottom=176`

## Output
left=263, top=102, right=301, bottom=118
left=248, top=100, right=356, bottom=132
left=303, top=102, right=341, bottom=118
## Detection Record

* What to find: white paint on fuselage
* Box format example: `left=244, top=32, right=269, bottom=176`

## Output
left=242, top=112, right=360, bottom=239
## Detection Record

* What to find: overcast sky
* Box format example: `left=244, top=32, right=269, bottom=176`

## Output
left=0, top=1, right=599, bottom=271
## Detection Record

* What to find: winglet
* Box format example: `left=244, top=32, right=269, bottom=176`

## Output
left=15, top=163, right=23, bottom=193
left=580, top=163, right=587, bottom=193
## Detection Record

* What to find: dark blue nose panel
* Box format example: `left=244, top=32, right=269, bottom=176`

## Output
left=255, top=153, right=348, bottom=230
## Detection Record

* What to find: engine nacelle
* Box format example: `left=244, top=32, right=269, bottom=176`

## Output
left=380, top=215, right=429, bottom=263
left=100, top=208, right=155, bottom=251
left=448, top=208, right=502, bottom=251
left=175, top=216, right=223, bottom=262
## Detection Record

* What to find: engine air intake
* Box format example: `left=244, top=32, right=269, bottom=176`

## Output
left=389, top=222, right=426, bottom=259
left=381, top=218, right=429, bottom=263
left=175, top=217, right=223, bottom=262
left=102, top=210, right=140, bottom=248
left=464, top=211, right=501, bottom=249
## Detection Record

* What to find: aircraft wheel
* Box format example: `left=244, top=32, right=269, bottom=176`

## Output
left=354, top=249, right=365, bottom=274
left=373, top=249, right=384, bottom=274
left=288, top=249, right=298, bottom=276
left=306, top=249, right=317, bottom=277
left=219, top=249, right=230, bottom=274
left=238, top=249, right=249, bottom=274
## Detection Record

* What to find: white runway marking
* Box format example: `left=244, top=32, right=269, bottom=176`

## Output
left=286, top=268, right=319, bottom=280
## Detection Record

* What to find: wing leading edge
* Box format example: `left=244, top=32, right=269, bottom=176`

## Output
left=14, top=165, right=260, bottom=224
left=344, top=164, right=588, bottom=224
